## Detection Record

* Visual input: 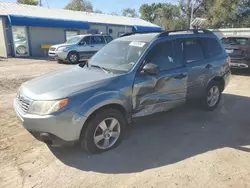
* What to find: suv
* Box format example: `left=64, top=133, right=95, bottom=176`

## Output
left=14, top=29, right=231, bottom=153
left=48, top=34, right=113, bottom=63
left=221, top=36, right=250, bottom=69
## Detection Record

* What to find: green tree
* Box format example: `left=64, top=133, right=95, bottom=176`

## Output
left=140, top=3, right=187, bottom=30
left=94, top=9, right=103, bottom=14
left=64, top=0, right=93, bottom=12
left=122, top=8, right=138, bottom=17
left=17, top=0, right=38, bottom=5
left=139, top=3, right=163, bottom=23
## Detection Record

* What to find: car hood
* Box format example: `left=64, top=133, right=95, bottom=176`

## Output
left=20, top=66, right=117, bottom=100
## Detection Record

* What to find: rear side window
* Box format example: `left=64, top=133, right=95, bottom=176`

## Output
left=104, top=36, right=113, bottom=43
left=92, top=36, right=105, bottom=44
left=200, top=38, right=222, bottom=58
left=183, top=39, right=204, bottom=63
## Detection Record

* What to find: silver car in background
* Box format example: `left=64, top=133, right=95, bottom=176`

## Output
left=49, top=34, right=113, bottom=63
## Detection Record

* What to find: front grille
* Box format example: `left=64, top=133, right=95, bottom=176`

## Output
left=17, top=94, right=32, bottom=113
left=49, top=47, right=56, bottom=51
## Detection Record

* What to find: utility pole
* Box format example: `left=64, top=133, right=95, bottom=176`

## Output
left=39, top=0, right=42, bottom=6
left=190, top=0, right=196, bottom=29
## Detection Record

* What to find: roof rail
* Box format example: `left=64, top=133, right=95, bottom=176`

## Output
left=120, top=31, right=162, bottom=38
left=157, top=29, right=213, bottom=38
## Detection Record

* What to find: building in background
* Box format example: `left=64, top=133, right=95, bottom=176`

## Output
left=0, top=2, right=161, bottom=58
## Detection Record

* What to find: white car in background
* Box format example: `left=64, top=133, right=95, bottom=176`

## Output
left=14, top=36, right=28, bottom=55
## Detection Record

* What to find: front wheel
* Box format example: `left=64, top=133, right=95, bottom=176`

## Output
left=67, top=52, right=79, bottom=64
left=202, top=81, right=222, bottom=110
left=80, top=109, right=127, bottom=153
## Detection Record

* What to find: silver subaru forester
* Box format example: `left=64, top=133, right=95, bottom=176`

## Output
left=48, top=34, right=113, bottom=63
left=14, top=30, right=231, bottom=153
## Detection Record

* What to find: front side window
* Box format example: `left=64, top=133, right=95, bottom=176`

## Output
left=183, top=39, right=204, bottom=63
left=79, top=36, right=91, bottom=45
left=89, top=40, right=149, bottom=73
left=146, top=41, right=176, bottom=71
left=92, top=36, right=105, bottom=44
left=66, top=36, right=81, bottom=44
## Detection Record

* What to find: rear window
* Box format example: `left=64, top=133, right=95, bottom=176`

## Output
left=221, top=37, right=249, bottom=45
left=200, top=38, right=222, bottom=58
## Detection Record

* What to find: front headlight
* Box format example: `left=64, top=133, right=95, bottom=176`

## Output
left=57, top=47, right=68, bottom=52
left=28, top=98, right=68, bottom=115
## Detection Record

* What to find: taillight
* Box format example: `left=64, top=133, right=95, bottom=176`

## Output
left=226, top=56, right=231, bottom=65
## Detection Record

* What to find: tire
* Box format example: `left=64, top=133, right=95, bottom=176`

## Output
left=57, top=59, right=64, bottom=63
left=202, top=80, right=222, bottom=111
left=16, top=45, right=27, bottom=55
left=80, top=109, right=127, bottom=153
left=67, top=52, right=79, bottom=64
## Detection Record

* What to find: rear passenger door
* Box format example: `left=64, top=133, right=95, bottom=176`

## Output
left=91, top=36, right=106, bottom=54
left=182, top=37, right=223, bottom=99
left=179, top=38, right=210, bottom=99
left=132, top=39, right=188, bottom=117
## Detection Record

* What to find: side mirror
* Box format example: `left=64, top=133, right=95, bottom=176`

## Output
left=141, top=63, right=159, bottom=75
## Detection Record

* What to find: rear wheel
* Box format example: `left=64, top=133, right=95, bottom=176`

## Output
left=67, top=52, right=79, bottom=64
left=80, top=109, right=127, bottom=153
left=202, top=81, right=222, bottom=110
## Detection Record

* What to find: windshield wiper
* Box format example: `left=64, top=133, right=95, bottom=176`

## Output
left=90, top=64, right=111, bottom=74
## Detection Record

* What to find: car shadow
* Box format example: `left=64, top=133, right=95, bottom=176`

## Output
left=49, top=93, right=250, bottom=174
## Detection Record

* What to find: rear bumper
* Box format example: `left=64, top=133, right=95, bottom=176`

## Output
left=223, top=70, right=231, bottom=89
left=230, top=59, right=250, bottom=69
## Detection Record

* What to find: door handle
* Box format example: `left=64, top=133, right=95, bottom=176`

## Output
left=205, top=64, right=212, bottom=69
left=174, top=74, right=187, bottom=79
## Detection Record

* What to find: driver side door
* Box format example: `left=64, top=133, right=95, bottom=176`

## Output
left=132, top=39, right=188, bottom=117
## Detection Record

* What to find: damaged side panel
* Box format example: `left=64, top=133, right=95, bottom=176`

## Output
left=132, top=67, right=188, bottom=118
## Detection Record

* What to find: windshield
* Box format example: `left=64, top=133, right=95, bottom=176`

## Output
left=221, top=37, right=249, bottom=45
left=89, top=40, right=149, bottom=73
left=66, top=36, right=81, bottom=44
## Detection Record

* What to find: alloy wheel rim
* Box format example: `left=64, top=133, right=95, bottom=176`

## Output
left=207, top=86, right=220, bottom=107
left=93, top=117, right=121, bottom=150
left=17, top=46, right=26, bottom=55
left=70, top=54, right=77, bottom=62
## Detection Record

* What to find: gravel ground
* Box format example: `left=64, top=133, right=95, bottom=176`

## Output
left=0, top=58, right=250, bottom=188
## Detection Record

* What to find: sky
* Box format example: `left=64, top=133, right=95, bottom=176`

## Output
left=2, top=0, right=177, bottom=14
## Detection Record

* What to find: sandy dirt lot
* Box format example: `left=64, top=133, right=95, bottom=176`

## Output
left=0, top=58, right=250, bottom=188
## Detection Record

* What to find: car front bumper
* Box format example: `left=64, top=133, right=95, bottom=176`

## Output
left=48, top=51, right=68, bottom=60
left=13, top=98, right=86, bottom=146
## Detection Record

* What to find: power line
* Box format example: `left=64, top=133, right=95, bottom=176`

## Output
left=45, top=0, right=49, bottom=8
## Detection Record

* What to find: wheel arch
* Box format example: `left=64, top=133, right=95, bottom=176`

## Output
left=207, top=76, right=225, bottom=92
left=79, top=103, right=128, bottom=139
